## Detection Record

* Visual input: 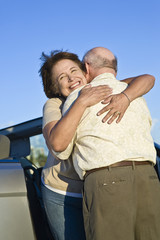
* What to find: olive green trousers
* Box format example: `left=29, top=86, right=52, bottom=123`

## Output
left=83, top=163, right=160, bottom=240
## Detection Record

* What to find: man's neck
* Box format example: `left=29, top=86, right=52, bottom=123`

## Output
left=94, top=68, right=116, bottom=78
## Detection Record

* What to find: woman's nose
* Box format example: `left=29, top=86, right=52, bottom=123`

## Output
left=68, top=75, right=74, bottom=82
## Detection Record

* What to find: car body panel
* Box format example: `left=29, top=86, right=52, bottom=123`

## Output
left=0, top=162, right=35, bottom=240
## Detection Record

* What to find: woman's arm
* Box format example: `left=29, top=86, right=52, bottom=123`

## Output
left=44, top=74, right=155, bottom=152
left=121, top=74, right=155, bottom=100
left=97, top=74, right=155, bottom=124
left=43, top=84, right=112, bottom=152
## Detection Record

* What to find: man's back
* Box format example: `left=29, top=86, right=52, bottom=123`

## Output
left=61, top=73, right=156, bottom=179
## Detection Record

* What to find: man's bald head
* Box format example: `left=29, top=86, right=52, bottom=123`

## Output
left=83, top=47, right=117, bottom=79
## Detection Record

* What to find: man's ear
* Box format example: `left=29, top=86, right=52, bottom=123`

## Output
left=85, top=62, right=90, bottom=82
left=85, top=62, right=90, bottom=74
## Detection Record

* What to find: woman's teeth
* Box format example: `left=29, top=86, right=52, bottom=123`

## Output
left=70, top=82, right=80, bottom=89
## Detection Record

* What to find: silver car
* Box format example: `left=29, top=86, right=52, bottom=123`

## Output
left=0, top=117, right=54, bottom=240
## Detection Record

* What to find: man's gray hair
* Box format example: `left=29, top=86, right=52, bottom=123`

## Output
left=82, top=50, right=117, bottom=73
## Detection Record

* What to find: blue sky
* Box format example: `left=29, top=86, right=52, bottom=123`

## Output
left=0, top=0, right=160, bottom=144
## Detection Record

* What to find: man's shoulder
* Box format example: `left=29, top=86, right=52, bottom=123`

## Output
left=65, top=86, right=84, bottom=103
left=62, top=86, right=84, bottom=114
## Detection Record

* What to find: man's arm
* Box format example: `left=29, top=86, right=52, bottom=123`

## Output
left=97, top=74, right=155, bottom=124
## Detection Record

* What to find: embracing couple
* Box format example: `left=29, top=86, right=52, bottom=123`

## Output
left=39, top=46, right=160, bottom=240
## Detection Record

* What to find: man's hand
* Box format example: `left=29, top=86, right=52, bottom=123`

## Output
left=97, top=93, right=130, bottom=124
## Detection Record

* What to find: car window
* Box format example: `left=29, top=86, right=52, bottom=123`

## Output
left=27, top=134, right=48, bottom=167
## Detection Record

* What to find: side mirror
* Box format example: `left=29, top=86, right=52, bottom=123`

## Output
left=0, top=135, right=10, bottom=159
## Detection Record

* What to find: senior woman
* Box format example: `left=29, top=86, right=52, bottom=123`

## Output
left=39, top=50, right=155, bottom=240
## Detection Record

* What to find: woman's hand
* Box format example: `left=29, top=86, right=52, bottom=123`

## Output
left=77, top=84, right=112, bottom=107
left=97, top=93, right=130, bottom=124
left=97, top=74, right=155, bottom=124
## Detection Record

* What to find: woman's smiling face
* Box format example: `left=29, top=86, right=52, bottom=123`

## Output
left=52, top=59, right=87, bottom=97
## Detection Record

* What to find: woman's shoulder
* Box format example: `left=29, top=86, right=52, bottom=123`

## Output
left=43, top=97, right=64, bottom=110
left=43, top=98, right=64, bottom=128
left=44, top=97, right=63, bottom=105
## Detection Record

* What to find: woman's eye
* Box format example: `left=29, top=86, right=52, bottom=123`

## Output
left=71, top=69, right=77, bottom=73
left=59, top=75, right=66, bottom=80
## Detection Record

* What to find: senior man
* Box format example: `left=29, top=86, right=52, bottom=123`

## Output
left=54, top=47, right=160, bottom=240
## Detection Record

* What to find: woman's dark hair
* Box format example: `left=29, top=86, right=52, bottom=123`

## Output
left=39, top=50, right=86, bottom=98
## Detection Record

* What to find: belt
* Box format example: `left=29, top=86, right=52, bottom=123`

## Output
left=84, top=161, right=152, bottom=179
